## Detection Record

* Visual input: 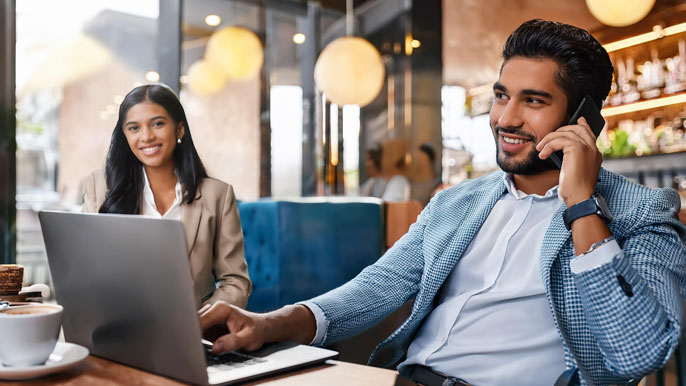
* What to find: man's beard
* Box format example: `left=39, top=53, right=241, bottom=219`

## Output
left=493, top=126, right=558, bottom=175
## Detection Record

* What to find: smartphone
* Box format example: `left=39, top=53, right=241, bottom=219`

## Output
left=548, top=96, right=606, bottom=169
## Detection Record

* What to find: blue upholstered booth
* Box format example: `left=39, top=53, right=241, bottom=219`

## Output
left=237, top=197, right=384, bottom=312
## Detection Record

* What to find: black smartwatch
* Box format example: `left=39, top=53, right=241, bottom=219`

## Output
left=562, top=193, right=613, bottom=230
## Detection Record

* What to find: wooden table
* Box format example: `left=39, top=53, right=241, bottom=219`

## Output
left=0, top=356, right=406, bottom=386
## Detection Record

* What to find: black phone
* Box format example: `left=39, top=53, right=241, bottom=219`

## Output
left=548, top=95, right=605, bottom=169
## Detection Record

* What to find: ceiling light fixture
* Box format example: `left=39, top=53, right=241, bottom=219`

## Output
left=145, top=71, right=160, bottom=82
left=205, top=15, right=221, bottom=27
left=205, top=26, right=264, bottom=81
left=313, top=0, right=384, bottom=107
left=586, top=0, right=655, bottom=27
left=293, top=33, right=306, bottom=44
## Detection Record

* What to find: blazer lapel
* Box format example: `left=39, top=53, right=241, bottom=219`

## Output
left=181, top=186, right=203, bottom=254
left=423, top=175, right=508, bottom=298
left=540, top=205, right=571, bottom=293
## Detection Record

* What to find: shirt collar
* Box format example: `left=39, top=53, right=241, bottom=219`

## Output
left=142, top=167, right=183, bottom=209
left=502, top=173, right=559, bottom=200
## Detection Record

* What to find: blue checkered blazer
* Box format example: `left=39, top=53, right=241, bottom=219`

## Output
left=309, top=168, right=686, bottom=385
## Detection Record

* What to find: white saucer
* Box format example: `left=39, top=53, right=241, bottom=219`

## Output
left=0, top=342, right=89, bottom=380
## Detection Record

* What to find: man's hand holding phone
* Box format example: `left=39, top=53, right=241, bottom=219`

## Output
left=536, top=97, right=605, bottom=207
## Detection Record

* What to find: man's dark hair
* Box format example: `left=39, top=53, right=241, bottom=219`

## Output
left=501, top=19, right=614, bottom=117
left=366, top=145, right=382, bottom=170
left=419, top=143, right=436, bottom=164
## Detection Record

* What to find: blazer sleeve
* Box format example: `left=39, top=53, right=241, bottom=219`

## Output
left=81, top=171, right=103, bottom=213
left=205, top=184, right=252, bottom=308
left=572, top=187, right=686, bottom=378
left=307, top=197, right=430, bottom=345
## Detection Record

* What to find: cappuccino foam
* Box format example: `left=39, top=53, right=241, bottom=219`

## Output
left=0, top=305, right=59, bottom=316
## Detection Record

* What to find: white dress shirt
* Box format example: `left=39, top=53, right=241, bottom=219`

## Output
left=304, top=173, right=620, bottom=385
left=382, top=175, right=411, bottom=202
left=141, top=168, right=183, bottom=220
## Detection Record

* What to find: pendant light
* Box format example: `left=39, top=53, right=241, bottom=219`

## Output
left=314, top=0, right=385, bottom=107
left=205, top=26, right=264, bottom=81
left=586, top=0, right=655, bottom=27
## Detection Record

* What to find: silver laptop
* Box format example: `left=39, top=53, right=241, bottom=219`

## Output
left=39, top=211, right=338, bottom=385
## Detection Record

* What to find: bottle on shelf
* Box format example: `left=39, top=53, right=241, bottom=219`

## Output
left=664, top=57, right=681, bottom=95
left=610, top=59, right=625, bottom=106
left=610, top=38, right=686, bottom=104
left=622, top=57, right=641, bottom=104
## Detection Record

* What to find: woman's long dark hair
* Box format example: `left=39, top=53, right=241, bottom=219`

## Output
left=99, top=84, right=208, bottom=214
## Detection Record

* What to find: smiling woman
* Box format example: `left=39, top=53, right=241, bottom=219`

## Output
left=80, top=84, right=252, bottom=309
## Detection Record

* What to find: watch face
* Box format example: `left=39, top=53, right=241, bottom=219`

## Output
left=594, top=194, right=613, bottom=222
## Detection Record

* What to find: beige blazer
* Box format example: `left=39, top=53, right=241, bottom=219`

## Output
left=81, top=170, right=251, bottom=309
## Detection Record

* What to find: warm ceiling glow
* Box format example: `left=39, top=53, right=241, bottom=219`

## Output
left=586, top=0, right=655, bottom=27
left=603, top=22, right=686, bottom=52
left=145, top=71, right=160, bottom=82
left=411, top=39, right=421, bottom=48
left=405, top=35, right=413, bottom=56
left=293, top=33, right=306, bottom=44
left=602, top=94, right=686, bottom=117
left=205, top=15, right=221, bottom=27
left=205, top=26, right=264, bottom=81
left=186, top=59, right=227, bottom=95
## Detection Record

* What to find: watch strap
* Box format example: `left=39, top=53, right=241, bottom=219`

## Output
left=563, top=195, right=605, bottom=230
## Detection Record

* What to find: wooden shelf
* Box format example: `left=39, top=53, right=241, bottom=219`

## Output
left=602, top=93, right=686, bottom=117
left=603, top=150, right=686, bottom=174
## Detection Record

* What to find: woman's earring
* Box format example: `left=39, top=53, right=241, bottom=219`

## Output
left=177, top=138, right=182, bottom=144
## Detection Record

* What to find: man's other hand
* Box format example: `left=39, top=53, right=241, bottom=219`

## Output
left=199, top=301, right=268, bottom=354
left=198, top=302, right=318, bottom=355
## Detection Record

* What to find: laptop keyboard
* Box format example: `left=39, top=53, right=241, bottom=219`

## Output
left=205, top=346, right=268, bottom=370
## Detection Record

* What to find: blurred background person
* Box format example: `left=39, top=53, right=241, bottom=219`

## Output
left=358, top=140, right=410, bottom=202
left=359, top=145, right=385, bottom=197
left=378, top=139, right=410, bottom=202
left=411, top=143, right=441, bottom=206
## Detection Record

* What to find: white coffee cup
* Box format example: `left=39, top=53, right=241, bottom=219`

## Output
left=0, top=304, right=63, bottom=367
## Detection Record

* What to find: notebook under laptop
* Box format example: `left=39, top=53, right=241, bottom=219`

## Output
left=39, top=211, right=338, bottom=385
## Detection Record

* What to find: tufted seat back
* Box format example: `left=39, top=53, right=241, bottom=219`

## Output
left=237, top=197, right=384, bottom=312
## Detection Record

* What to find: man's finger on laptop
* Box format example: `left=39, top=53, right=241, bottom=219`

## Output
left=203, top=323, right=230, bottom=342
left=212, top=333, right=243, bottom=354
left=213, top=327, right=264, bottom=354
left=199, top=301, right=232, bottom=330
left=236, top=329, right=265, bottom=352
